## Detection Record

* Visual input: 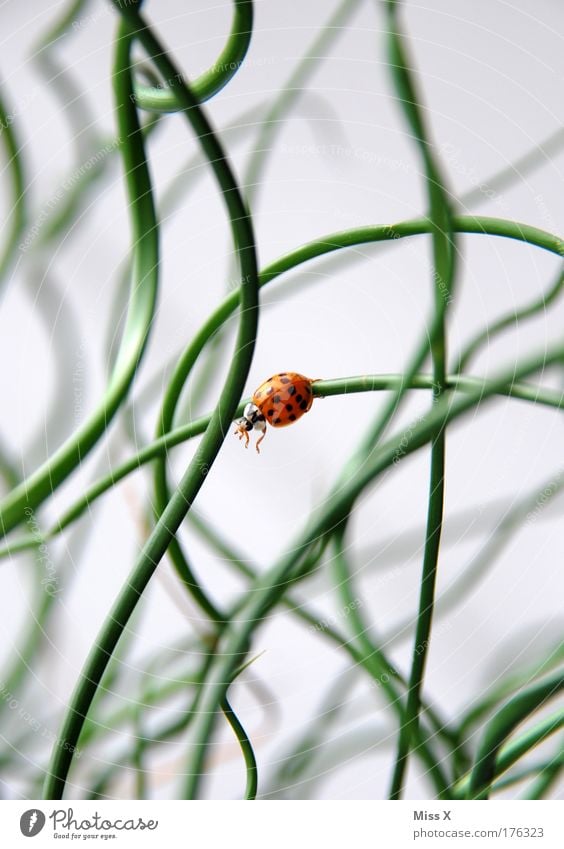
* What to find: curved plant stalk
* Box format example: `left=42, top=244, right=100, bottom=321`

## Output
left=0, top=451, right=54, bottom=733
left=523, top=739, right=564, bottom=799
left=132, top=689, right=148, bottom=799
left=152, top=0, right=361, bottom=608
left=331, top=525, right=459, bottom=794
left=0, top=1, right=256, bottom=538
left=456, top=265, right=564, bottom=372
left=264, top=666, right=357, bottom=797
left=43, top=0, right=259, bottom=799
left=3, top=1, right=563, bottom=802
left=28, top=0, right=128, bottom=250
left=380, top=471, right=564, bottom=661
left=105, top=98, right=265, bottom=375
left=457, top=641, right=564, bottom=741
left=479, top=750, right=564, bottom=796
left=213, top=520, right=452, bottom=795
left=147, top=483, right=449, bottom=793
left=20, top=336, right=564, bottom=796
left=131, top=211, right=564, bottom=549
left=2, top=369, right=564, bottom=562
left=459, top=124, right=564, bottom=210
left=33, top=0, right=91, bottom=48
left=22, top=265, right=85, bottom=470
left=0, top=81, right=27, bottom=292
left=459, top=670, right=564, bottom=798
left=382, top=0, right=456, bottom=800
left=220, top=696, right=258, bottom=800
left=268, top=725, right=395, bottom=800
left=32, top=14, right=101, bottom=167
left=179, top=335, right=564, bottom=796
left=131, top=0, right=253, bottom=113
left=0, top=56, right=160, bottom=541
left=86, top=647, right=218, bottom=800
left=1, top=212, right=559, bottom=538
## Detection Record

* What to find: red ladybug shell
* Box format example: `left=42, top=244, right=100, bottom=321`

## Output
left=252, top=372, right=314, bottom=428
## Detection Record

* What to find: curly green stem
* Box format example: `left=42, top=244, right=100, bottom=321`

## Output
left=466, top=671, right=564, bottom=799
left=131, top=0, right=253, bottom=112
left=42, top=0, right=259, bottom=798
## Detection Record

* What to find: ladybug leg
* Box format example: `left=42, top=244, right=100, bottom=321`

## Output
left=255, top=431, right=266, bottom=454
left=234, top=420, right=250, bottom=448
left=254, top=419, right=267, bottom=454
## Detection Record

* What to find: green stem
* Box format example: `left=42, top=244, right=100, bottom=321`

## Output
left=457, top=265, right=564, bottom=372
left=1, top=213, right=560, bottom=538
left=331, top=525, right=454, bottom=796
left=131, top=0, right=253, bottom=112
left=218, top=698, right=258, bottom=800
left=466, top=671, right=564, bottom=799
left=180, top=340, right=564, bottom=795
left=384, top=0, right=456, bottom=799
left=2, top=371, right=563, bottom=561
left=453, top=706, right=564, bottom=799
left=523, top=741, right=564, bottom=799
left=0, top=63, right=160, bottom=542
left=0, top=80, right=27, bottom=290
left=42, top=0, right=259, bottom=799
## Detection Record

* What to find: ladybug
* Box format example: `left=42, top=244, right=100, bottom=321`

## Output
left=234, top=372, right=316, bottom=453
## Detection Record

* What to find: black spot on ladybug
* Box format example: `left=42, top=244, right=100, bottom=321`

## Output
left=288, top=385, right=296, bottom=396
left=300, top=401, right=308, bottom=410
left=280, top=376, right=290, bottom=383
left=289, top=413, right=296, bottom=421
left=285, top=403, right=293, bottom=411
left=267, top=408, right=274, bottom=417
left=273, top=395, right=281, bottom=404
left=296, top=394, right=303, bottom=403
left=273, top=417, right=282, bottom=425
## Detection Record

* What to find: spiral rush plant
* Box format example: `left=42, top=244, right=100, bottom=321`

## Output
left=0, top=0, right=563, bottom=801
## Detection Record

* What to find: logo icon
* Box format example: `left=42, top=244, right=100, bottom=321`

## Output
left=19, top=810, right=46, bottom=837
